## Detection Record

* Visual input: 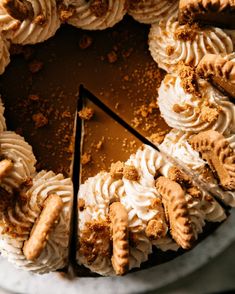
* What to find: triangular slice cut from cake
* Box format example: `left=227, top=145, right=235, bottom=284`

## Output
left=76, top=89, right=227, bottom=277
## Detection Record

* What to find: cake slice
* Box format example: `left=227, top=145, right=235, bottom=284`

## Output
left=76, top=89, right=227, bottom=276
left=76, top=90, right=144, bottom=276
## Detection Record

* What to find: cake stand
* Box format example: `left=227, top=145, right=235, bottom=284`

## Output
left=0, top=209, right=234, bottom=294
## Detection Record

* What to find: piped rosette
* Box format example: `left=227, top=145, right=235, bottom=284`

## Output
left=0, top=170, right=73, bottom=273
left=0, top=0, right=61, bottom=44
left=158, top=64, right=235, bottom=135
left=60, top=0, right=128, bottom=30
left=128, top=0, right=178, bottom=24
left=148, top=11, right=235, bottom=73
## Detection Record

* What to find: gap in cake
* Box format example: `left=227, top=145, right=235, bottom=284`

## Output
left=76, top=86, right=229, bottom=276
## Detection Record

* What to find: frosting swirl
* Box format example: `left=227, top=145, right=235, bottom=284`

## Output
left=64, top=0, right=127, bottom=30
left=149, top=12, right=234, bottom=73
left=0, top=0, right=61, bottom=44
left=77, top=171, right=158, bottom=275
left=0, top=131, right=36, bottom=193
left=158, top=74, right=235, bottom=134
left=128, top=0, right=178, bottom=24
left=0, top=170, right=73, bottom=273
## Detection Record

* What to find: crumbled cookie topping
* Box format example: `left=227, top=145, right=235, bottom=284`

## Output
left=78, top=107, right=94, bottom=120
left=32, top=113, right=48, bottom=128
left=123, top=165, right=139, bottom=181
left=81, top=153, right=92, bottom=165
left=79, top=220, right=111, bottom=264
left=110, top=161, right=125, bottom=180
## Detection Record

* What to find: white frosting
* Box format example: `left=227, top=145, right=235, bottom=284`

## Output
left=158, top=74, right=235, bottom=134
left=149, top=12, right=234, bottom=73
left=0, top=170, right=73, bottom=274
left=161, top=129, right=206, bottom=171
left=0, top=0, right=61, bottom=44
left=0, top=131, right=36, bottom=193
left=128, top=0, right=178, bottom=24
left=0, top=97, right=6, bottom=132
left=66, top=0, right=127, bottom=30
left=0, top=35, right=10, bottom=74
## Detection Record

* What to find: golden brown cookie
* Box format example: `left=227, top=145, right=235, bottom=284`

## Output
left=156, top=176, right=194, bottom=249
left=2, top=0, right=34, bottom=21
left=197, top=54, right=235, bottom=99
left=23, top=194, right=63, bottom=261
left=189, top=130, right=235, bottom=190
left=109, top=202, right=129, bottom=276
left=179, top=0, right=235, bottom=28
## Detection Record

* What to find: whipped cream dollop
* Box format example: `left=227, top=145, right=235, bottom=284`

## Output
left=128, top=0, right=178, bottom=24
left=0, top=131, right=36, bottom=193
left=0, top=0, right=61, bottom=44
left=0, top=35, right=10, bottom=74
left=0, top=170, right=73, bottom=273
left=149, top=12, right=235, bottom=73
left=77, top=171, right=155, bottom=275
left=158, top=73, right=235, bottom=134
left=64, top=0, right=127, bottom=30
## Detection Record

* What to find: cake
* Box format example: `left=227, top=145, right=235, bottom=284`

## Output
left=0, top=0, right=234, bottom=277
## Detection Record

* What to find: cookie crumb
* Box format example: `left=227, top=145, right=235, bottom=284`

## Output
left=29, top=60, right=43, bottom=73
left=177, top=63, right=198, bottom=94
left=149, top=131, right=167, bottom=144
left=200, top=104, right=219, bottom=123
left=145, top=219, right=166, bottom=240
left=107, top=51, right=118, bottom=64
left=168, top=166, right=190, bottom=186
left=28, top=94, right=39, bottom=101
left=59, top=5, right=74, bottom=22
left=96, top=137, right=104, bottom=150
left=79, top=220, right=111, bottom=264
left=32, top=113, right=48, bottom=128
left=78, top=107, right=94, bottom=120
left=123, top=165, right=139, bottom=181
left=90, top=0, right=109, bottom=17
left=79, top=35, right=93, bottom=49
left=81, top=153, right=91, bottom=165
left=174, top=24, right=198, bottom=42
left=166, top=45, right=174, bottom=56
left=187, top=187, right=202, bottom=200
left=33, top=14, right=46, bottom=25
left=110, top=161, right=124, bottom=179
